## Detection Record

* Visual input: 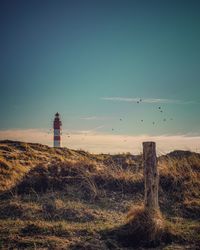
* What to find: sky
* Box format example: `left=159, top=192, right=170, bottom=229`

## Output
left=0, top=0, right=200, bottom=153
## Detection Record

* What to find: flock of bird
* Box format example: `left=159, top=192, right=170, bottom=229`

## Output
left=110, top=98, right=173, bottom=131
left=47, top=98, right=174, bottom=142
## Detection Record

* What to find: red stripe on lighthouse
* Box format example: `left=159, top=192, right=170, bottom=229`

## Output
left=54, top=136, right=60, bottom=140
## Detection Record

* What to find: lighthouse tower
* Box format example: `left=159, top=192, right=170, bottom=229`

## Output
left=53, top=112, right=62, bottom=147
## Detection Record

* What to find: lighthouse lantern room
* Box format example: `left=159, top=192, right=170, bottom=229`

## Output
left=53, top=112, right=62, bottom=147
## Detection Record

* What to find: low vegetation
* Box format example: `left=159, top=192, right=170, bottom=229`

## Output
left=0, top=140, right=199, bottom=249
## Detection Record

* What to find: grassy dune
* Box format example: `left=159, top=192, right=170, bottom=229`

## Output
left=0, top=140, right=199, bottom=249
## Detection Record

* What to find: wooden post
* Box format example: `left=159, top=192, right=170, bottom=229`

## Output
left=143, top=142, right=159, bottom=211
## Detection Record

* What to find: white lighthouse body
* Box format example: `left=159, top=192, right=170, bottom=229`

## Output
left=53, top=112, right=62, bottom=147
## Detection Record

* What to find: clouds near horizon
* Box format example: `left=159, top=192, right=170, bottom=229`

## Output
left=0, top=129, right=200, bottom=155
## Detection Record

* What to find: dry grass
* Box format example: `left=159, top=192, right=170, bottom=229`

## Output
left=159, top=153, right=200, bottom=219
left=0, top=157, right=28, bottom=192
left=106, top=206, right=165, bottom=248
left=0, top=141, right=200, bottom=249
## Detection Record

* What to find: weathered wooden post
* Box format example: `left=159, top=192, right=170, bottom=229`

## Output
left=143, top=142, right=159, bottom=211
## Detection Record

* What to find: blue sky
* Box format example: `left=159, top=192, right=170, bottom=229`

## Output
left=0, top=0, right=200, bottom=152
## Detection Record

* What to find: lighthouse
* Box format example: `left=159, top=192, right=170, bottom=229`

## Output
left=53, top=112, right=62, bottom=147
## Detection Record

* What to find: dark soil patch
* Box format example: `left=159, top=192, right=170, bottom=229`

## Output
left=0, top=201, right=23, bottom=219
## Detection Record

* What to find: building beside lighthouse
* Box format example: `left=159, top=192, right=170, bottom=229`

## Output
left=53, top=112, right=62, bottom=147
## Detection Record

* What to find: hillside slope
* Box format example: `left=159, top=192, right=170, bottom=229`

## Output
left=0, top=140, right=200, bottom=249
